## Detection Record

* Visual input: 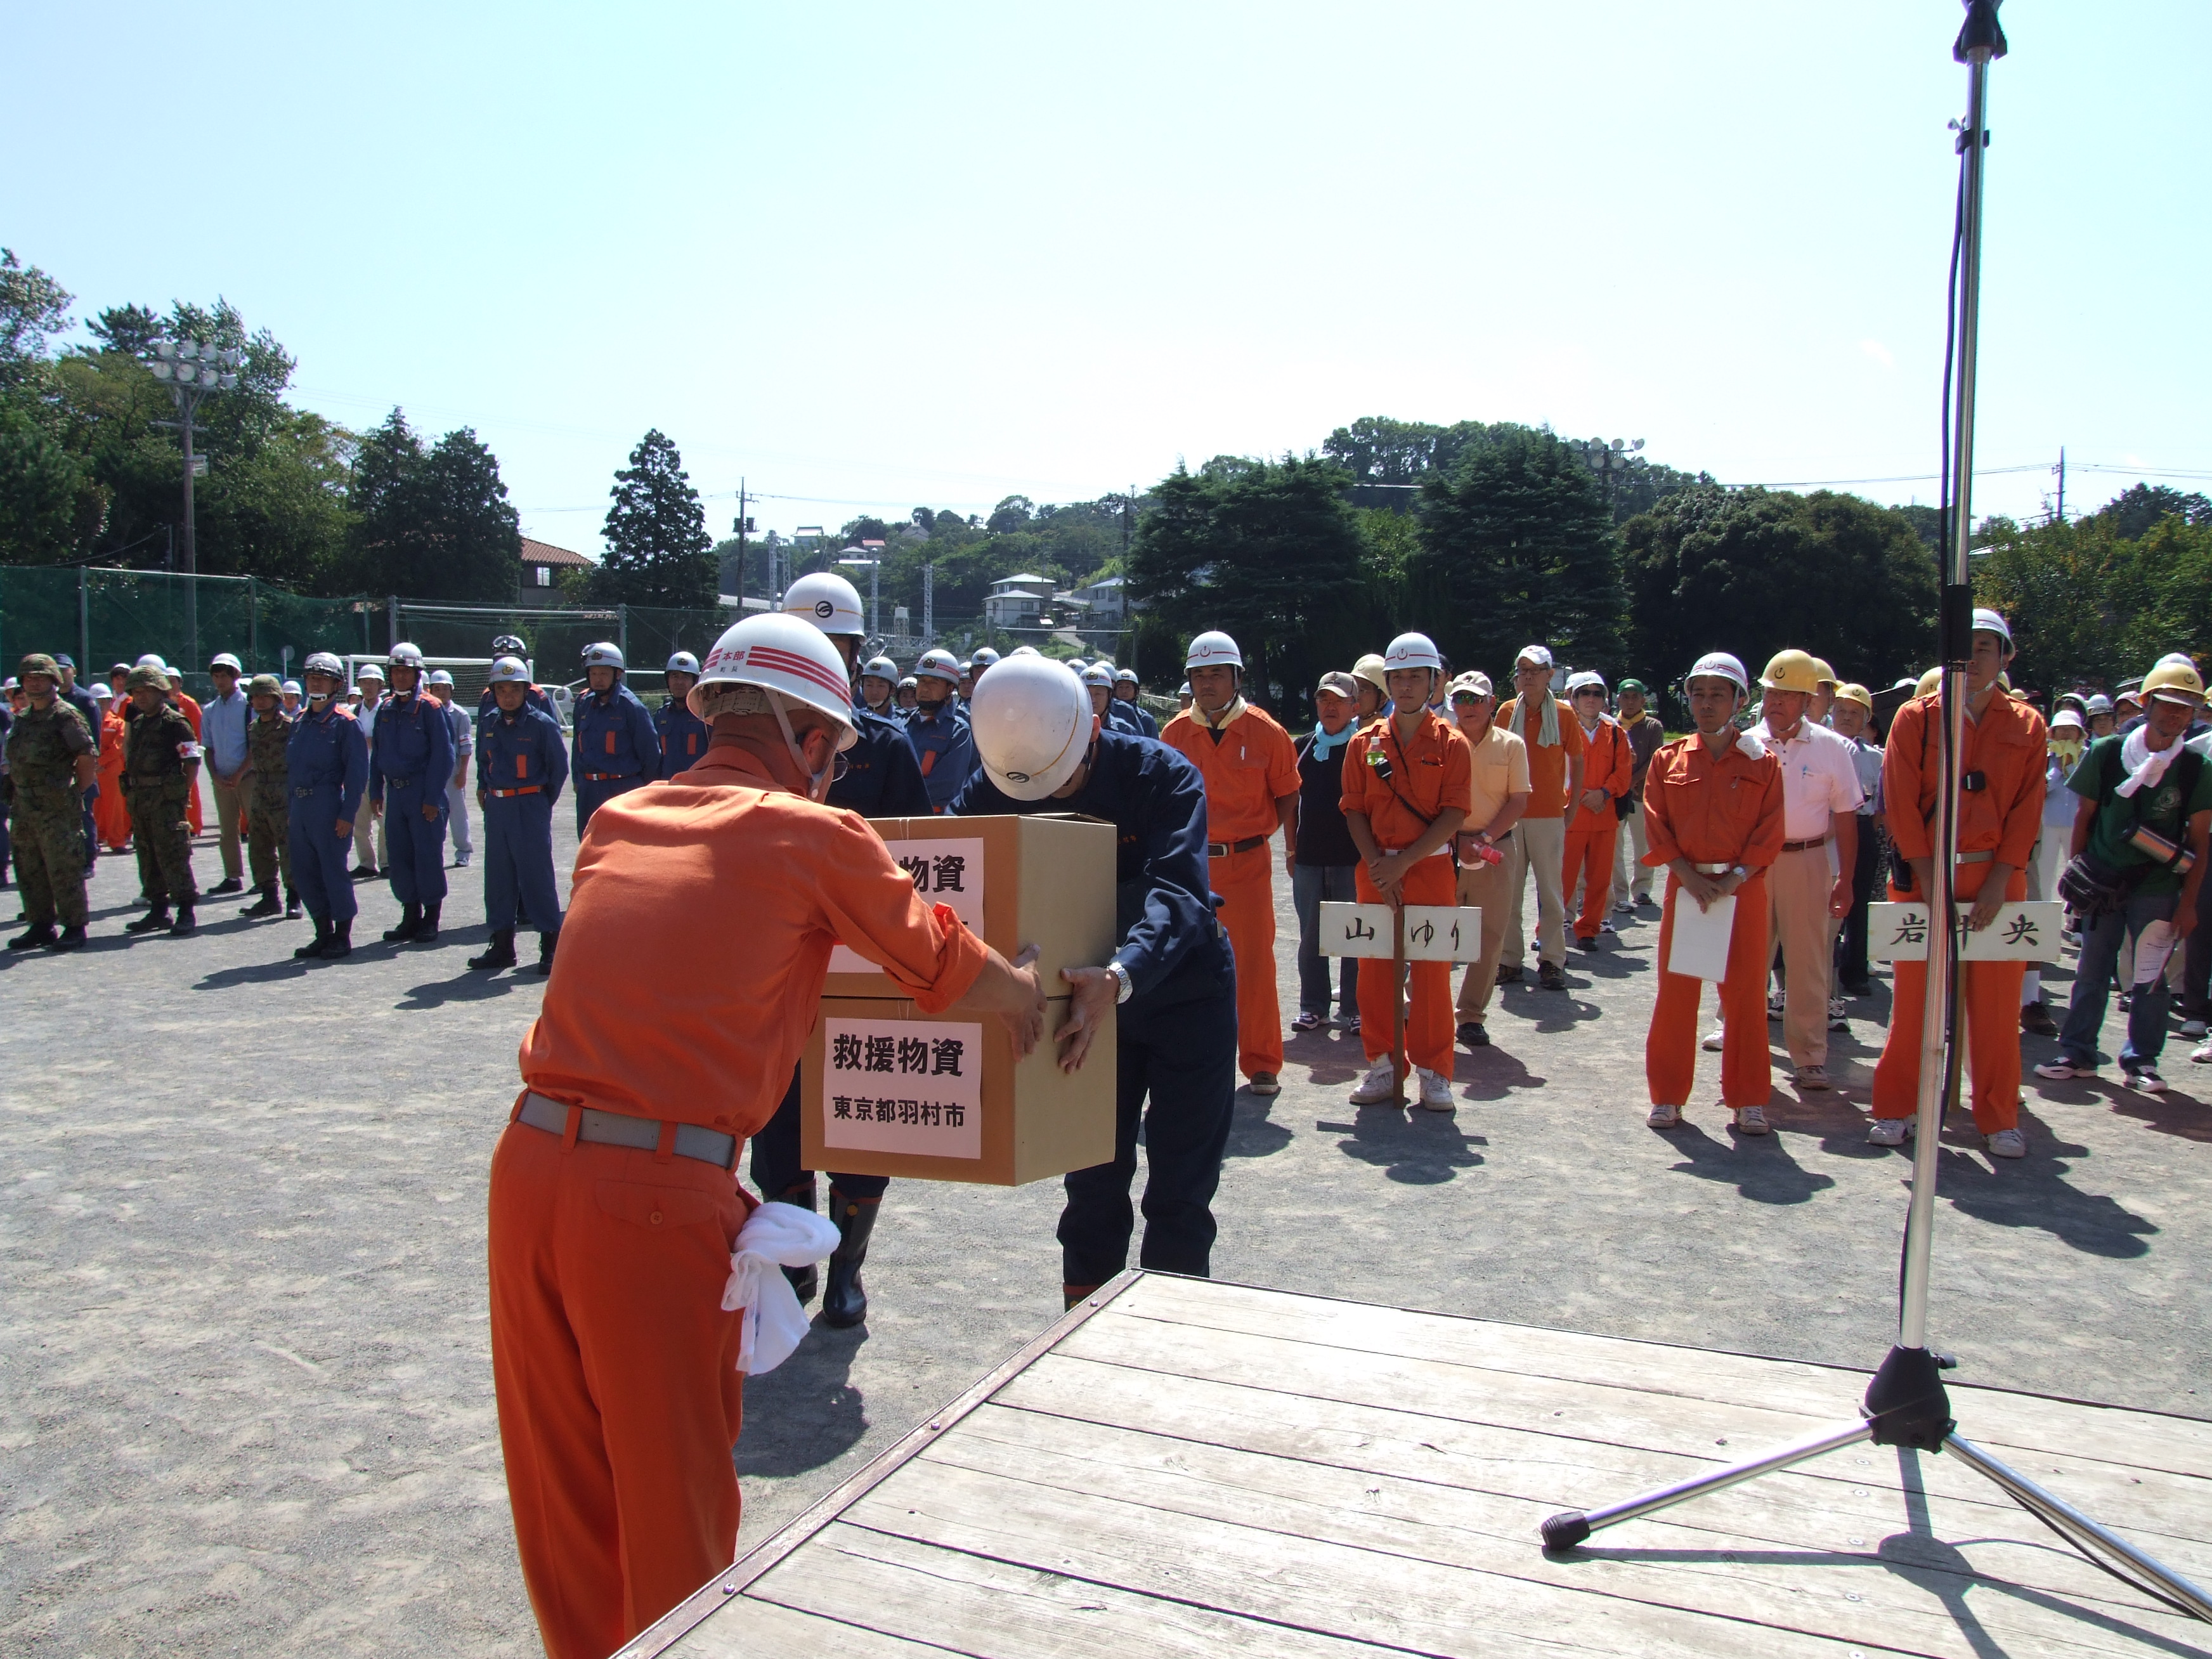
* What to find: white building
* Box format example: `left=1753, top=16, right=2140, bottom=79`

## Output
left=983, top=573, right=1057, bottom=628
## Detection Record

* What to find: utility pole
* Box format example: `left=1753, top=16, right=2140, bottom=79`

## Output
left=733, top=477, right=750, bottom=608
left=922, top=563, right=934, bottom=643
left=145, top=337, right=241, bottom=670
left=2055, top=446, right=2066, bottom=523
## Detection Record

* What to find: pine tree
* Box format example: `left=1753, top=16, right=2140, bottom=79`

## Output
left=594, top=429, right=714, bottom=609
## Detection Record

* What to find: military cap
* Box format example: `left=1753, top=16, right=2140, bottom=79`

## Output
left=18, top=653, right=62, bottom=682
left=248, top=673, right=283, bottom=698
left=126, top=663, right=172, bottom=693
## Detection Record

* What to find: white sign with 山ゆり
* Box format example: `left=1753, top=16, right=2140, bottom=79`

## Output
left=1318, top=902, right=1483, bottom=962
left=1869, top=901, right=2063, bottom=961
left=819, top=1016, right=984, bottom=1160
left=828, top=838, right=986, bottom=973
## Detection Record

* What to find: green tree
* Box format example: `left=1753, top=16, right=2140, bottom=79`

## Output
left=0, top=249, right=72, bottom=387
left=2092, top=483, right=2212, bottom=540
left=1414, top=428, right=1624, bottom=675
left=344, top=410, right=521, bottom=600
left=590, top=429, right=714, bottom=609
left=0, top=405, right=89, bottom=563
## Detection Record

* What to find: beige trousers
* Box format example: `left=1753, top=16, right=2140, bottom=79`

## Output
left=1454, top=856, right=1516, bottom=1023
left=353, top=802, right=388, bottom=869
left=210, top=775, right=245, bottom=882
left=1768, top=844, right=1834, bottom=1068
left=1611, top=795, right=1653, bottom=904
left=1502, top=815, right=1567, bottom=970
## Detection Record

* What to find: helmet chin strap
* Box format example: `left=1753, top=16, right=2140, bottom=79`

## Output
left=767, top=689, right=833, bottom=802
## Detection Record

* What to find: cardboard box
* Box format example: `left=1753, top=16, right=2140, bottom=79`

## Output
left=805, top=812, right=1120, bottom=1186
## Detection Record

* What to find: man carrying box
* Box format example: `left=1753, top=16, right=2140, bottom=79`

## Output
left=491, top=613, right=1044, bottom=1659
left=953, top=653, right=1239, bottom=1309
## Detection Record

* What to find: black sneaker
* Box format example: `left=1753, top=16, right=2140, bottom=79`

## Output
left=1457, top=1021, right=1490, bottom=1048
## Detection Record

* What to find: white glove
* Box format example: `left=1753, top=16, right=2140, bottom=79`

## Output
left=720, top=1200, right=840, bottom=1375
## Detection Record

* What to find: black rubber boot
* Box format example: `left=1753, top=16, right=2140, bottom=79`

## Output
left=283, top=887, right=301, bottom=918
left=779, top=1180, right=819, bottom=1304
left=167, top=903, right=197, bottom=937
left=124, top=904, right=173, bottom=935
left=8, top=922, right=58, bottom=951
left=240, top=887, right=282, bottom=918
left=294, top=920, right=332, bottom=960
left=316, top=921, right=353, bottom=960
left=469, top=929, right=517, bottom=971
left=536, top=928, right=559, bottom=974
left=382, top=902, right=422, bottom=944
left=53, top=925, right=87, bottom=952
left=819, top=1190, right=881, bottom=1329
left=412, top=901, right=441, bottom=944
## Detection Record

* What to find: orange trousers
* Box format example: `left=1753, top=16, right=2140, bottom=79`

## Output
left=488, top=1107, right=755, bottom=1659
left=1212, top=844, right=1283, bottom=1078
left=1646, top=872, right=1772, bottom=1110
left=1355, top=854, right=1458, bottom=1077
left=1871, top=862, right=2026, bottom=1133
left=1564, top=812, right=1620, bottom=941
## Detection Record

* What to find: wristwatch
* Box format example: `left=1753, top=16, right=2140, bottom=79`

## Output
left=1105, top=959, right=1133, bottom=1005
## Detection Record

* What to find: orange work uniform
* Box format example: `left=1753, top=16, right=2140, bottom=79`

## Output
left=1871, top=691, right=2045, bottom=1131
left=1641, top=731, right=1785, bottom=1110
left=1565, top=715, right=1633, bottom=941
left=492, top=746, right=987, bottom=1659
left=1340, top=710, right=1473, bottom=1077
left=1161, top=701, right=1301, bottom=1079
left=174, top=693, right=205, bottom=835
left=94, top=708, right=133, bottom=849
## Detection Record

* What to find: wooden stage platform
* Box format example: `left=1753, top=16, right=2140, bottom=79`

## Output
left=626, top=1272, right=2212, bottom=1658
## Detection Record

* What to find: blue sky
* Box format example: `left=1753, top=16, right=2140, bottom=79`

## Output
left=11, top=1, right=2209, bottom=553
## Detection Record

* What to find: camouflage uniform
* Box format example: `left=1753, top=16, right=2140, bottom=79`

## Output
left=4, top=694, right=94, bottom=930
left=126, top=693, right=201, bottom=905
left=244, top=698, right=294, bottom=894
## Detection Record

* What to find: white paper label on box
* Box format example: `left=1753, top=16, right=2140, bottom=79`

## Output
left=1318, top=902, right=1482, bottom=962
left=1868, top=901, right=2063, bottom=962
left=1665, top=893, right=1736, bottom=982
left=819, top=1016, right=984, bottom=1160
left=829, top=837, right=987, bottom=973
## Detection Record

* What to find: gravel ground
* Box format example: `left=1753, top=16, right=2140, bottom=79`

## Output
left=4, top=807, right=2207, bottom=1656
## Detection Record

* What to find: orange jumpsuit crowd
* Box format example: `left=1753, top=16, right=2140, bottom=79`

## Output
left=1566, top=713, right=1633, bottom=942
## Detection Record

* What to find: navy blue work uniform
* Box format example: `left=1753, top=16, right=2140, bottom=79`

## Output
left=904, top=700, right=979, bottom=812
left=1109, top=695, right=1159, bottom=739
left=571, top=681, right=660, bottom=832
left=950, top=728, right=1237, bottom=1292
left=653, top=695, right=711, bottom=778
left=287, top=702, right=370, bottom=927
left=477, top=682, right=559, bottom=723
left=749, top=701, right=936, bottom=1213
left=61, top=681, right=101, bottom=869
left=368, top=687, right=455, bottom=907
left=477, top=702, right=568, bottom=935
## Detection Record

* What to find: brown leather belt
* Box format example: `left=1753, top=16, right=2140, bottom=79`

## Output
left=1207, top=835, right=1266, bottom=857
left=1780, top=834, right=1829, bottom=853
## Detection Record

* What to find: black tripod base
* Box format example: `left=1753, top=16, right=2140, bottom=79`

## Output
left=1862, top=1344, right=1955, bottom=1451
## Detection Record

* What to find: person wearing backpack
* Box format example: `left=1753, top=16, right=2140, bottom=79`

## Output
left=2036, top=656, right=2212, bottom=1095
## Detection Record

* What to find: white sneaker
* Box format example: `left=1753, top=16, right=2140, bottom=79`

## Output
left=1599, top=920, right=1618, bottom=935
left=1868, top=1117, right=1909, bottom=1147
left=2126, top=1069, right=2168, bottom=1095
left=1828, top=997, right=1849, bottom=1031
left=1647, top=1103, right=1682, bottom=1128
left=1767, top=991, right=1785, bottom=1020
left=1986, top=1128, right=2027, bottom=1159
left=2194, top=1040, right=2212, bottom=1065
left=1733, top=1105, right=1770, bottom=1135
left=1614, top=899, right=1635, bottom=913
left=1350, top=1058, right=1399, bottom=1106
left=2034, top=1058, right=2097, bottom=1080
left=2181, top=1018, right=2208, bottom=1039
left=1417, top=1069, right=1455, bottom=1111
left=1701, top=1025, right=1726, bottom=1052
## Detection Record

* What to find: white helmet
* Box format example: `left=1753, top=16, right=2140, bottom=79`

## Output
left=488, top=656, right=533, bottom=686
left=665, top=651, right=701, bottom=676
left=1185, top=630, right=1243, bottom=672
left=783, top=571, right=866, bottom=637
left=692, top=613, right=858, bottom=753
left=1382, top=632, right=1443, bottom=675
left=427, top=668, right=455, bottom=687
left=355, top=660, right=386, bottom=682
left=208, top=651, right=243, bottom=673
left=969, top=654, right=1095, bottom=801
left=1686, top=651, right=1750, bottom=697
left=136, top=653, right=167, bottom=670
left=861, top=654, right=898, bottom=682
left=279, top=679, right=302, bottom=696
left=387, top=642, right=426, bottom=669
left=1067, top=658, right=1090, bottom=675
left=1082, top=664, right=1114, bottom=688
left=1114, top=667, right=1138, bottom=686
left=915, top=648, right=963, bottom=686
left=970, top=646, right=1001, bottom=669
left=896, top=675, right=917, bottom=691
left=1008, top=644, right=1041, bottom=656
left=582, top=641, right=625, bottom=672
left=1565, top=669, right=1607, bottom=694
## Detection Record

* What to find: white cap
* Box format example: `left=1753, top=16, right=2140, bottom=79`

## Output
left=89, top=682, right=112, bottom=700
left=1565, top=670, right=1607, bottom=694
left=968, top=654, right=1094, bottom=800
left=1686, top=651, right=1749, bottom=695
left=1382, top=632, right=1443, bottom=674
left=1515, top=644, right=1554, bottom=670
left=387, top=642, right=426, bottom=668
left=488, top=656, right=533, bottom=686
left=209, top=651, right=243, bottom=673
left=1971, top=607, right=2012, bottom=646
left=581, top=642, right=625, bottom=672
left=2050, top=707, right=2086, bottom=732
left=693, top=614, right=858, bottom=752
left=783, top=572, right=866, bottom=637
left=1185, top=630, right=1243, bottom=671
left=915, top=648, right=963, bottom=687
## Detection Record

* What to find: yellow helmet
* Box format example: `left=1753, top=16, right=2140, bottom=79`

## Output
left=1833, top=682, right=1874, bottom=712
left=2143, top=658, right=2207, bottom=706
left=1351, top=653, right=1389, bottom=697
left=1759, top=649, right=1823, bottom=695
left=1916, top=667, right=1943, bottom=698
left=1811, top=658, right=1838, bottom=687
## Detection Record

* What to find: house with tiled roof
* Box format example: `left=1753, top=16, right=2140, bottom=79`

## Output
left=519, top=536, right=594, bottom=601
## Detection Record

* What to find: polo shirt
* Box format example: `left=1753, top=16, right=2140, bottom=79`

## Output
left=1752, top=717, right=1865, bottom=841
left=1459, top=721, right=1530, bottom=829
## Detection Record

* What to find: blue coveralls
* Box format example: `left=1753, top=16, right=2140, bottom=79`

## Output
left=749, top=703, right=935, bottom=1211
left=368, top=688, right=455, bottom=907
left=570, top=682, right=659, bottom=832
left=904, top=701, right=979, bottom=812
left=1108, top=695, right=1159, bottom=739
left=477, top=702, right=568, bottom=935
left=950, top=728, right=1237, bottom=1291
left=653, top=696, right=712, bottom=779
left=62, top=683, right=102, bottom=869
left=286, top=701, right=370, bottom=928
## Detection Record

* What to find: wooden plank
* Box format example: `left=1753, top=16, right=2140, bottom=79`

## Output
left=927, top=1400, right=2205, bottom=1658
left=993, top=1353, right=2212, bottom=1595
left=1058, top=1310, right=2212, bottom=1553
left=1116, top=1276, right=2212, bottom=1481
left=843, top=1457, right=1948, bottom=1658
left=740, top=1521, right=1404, bottom=1657
left=669, top=1594, right=964, bottom=1657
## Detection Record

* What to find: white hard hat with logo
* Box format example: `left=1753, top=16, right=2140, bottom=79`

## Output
left=1081, top=664, right=1114, bottom=688
left=1382, top=632, right=1443, bottom=674
left=666, top=651, right=701, bottom=676
left=783, top=572, right=866, bottom=637
left=488, top=656, right=533, bottom=686
left=1686, top=651, right=1750, bottom=696
left=861, top=654, right=898, bottom=682
left=388, top=642, right=427, bottom=669
left=1185, top=630, right=1243, bottom=672
left=581, top=641, right=625, bottom=672
left=691, top=614, right=858, bottom=752
left=968, top=654, right=1094, bottom=801
left=915, top=648, right=963, bottom=686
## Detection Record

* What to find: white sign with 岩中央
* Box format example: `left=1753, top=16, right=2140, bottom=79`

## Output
left=1868, top=901, right=2064, bottom=962
left=828, top=838, right=986, bottom=973
left=819, top=1017, right=984, bottom=1161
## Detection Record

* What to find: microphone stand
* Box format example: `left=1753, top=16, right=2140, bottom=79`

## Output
left=1534, top=3, right=2210, bottom=1624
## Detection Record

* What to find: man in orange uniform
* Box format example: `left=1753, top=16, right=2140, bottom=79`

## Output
left=1642, top=652, right=1786, bottom=1135
left=1562, top=670, right=1632, bottom=947
left=1869, top=609, right=2045, bottom=1157
left=1341, top=633, right=1469, bottom=1110
left=488, top=613, right=1043, bottom=1659
left=1495, top=644, right=1584, bottom=991
left=1160, top=629, right=1301, bottom=1096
